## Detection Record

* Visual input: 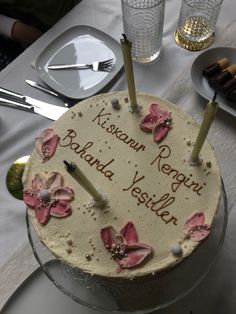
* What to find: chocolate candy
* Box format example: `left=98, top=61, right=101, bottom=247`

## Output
left=202, top=57, right=230, bottom=79
left=203, top=58, right=236, bottom=103
left=226, top=88, right=236, bottom=102
left=220, top=76, right=236, bottom=94
left=208, top=64, right=236, bottom=90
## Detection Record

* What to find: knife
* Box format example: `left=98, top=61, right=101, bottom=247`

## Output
left=25, top=79, right=60, bottom=98
left=0, top=87, right=68, bottom=120
left=25, top=80, right=69, bottom=107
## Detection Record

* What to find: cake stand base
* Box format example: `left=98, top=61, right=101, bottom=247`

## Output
left=0, top=261, right=205, bottom=314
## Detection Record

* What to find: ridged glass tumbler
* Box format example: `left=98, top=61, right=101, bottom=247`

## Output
left=121, top=0, right=166, bottom=64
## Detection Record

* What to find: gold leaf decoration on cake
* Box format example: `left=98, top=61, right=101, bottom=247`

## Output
left=6, top=155, right=29, bottom=200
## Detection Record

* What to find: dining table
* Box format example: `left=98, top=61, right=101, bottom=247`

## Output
left=0, top=0, right=236, bottom=313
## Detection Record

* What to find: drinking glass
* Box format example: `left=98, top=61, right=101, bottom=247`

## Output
left=175, top=0, right=224, bottom=51
left=121, top=0, right=166, bottom=64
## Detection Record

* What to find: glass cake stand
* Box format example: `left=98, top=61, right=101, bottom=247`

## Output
left=26, top=179, right=228, bottom=313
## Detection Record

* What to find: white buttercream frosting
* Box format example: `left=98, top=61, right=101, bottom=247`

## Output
left=23, top=92, right=221, bottom=280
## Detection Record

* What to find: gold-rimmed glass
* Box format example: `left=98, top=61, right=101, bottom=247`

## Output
left=175, top=0, right=224, bottom=51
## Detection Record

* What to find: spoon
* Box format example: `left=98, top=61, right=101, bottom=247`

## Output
left=6, top=155, right=29, bottom=200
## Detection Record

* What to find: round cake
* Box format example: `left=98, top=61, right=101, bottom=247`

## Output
left=22, top=91, right=221, bottom=280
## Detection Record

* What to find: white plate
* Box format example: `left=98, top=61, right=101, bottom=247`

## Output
left=35, top=25, right=123, bottom=99
left=191, top=47, right=236, bottom=117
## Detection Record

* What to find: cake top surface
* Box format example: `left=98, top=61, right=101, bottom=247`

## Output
left=23, top=91, right=221, bottom=279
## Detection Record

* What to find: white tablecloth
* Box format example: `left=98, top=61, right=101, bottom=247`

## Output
left=1, top=0, right=236, bottom=313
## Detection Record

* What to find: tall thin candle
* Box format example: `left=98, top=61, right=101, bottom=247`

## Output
left=63, top=160, right=107, bottom=208
left=191, top=92, right=218, bottom=163
left=120, top=34, right=138, bottom=111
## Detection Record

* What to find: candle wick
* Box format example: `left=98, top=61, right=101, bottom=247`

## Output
left=63, top=160, right=75, bottom=172
left=212, top=91, right=217, bottom=103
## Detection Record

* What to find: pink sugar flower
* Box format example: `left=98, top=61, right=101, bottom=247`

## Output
left=184, top=211, right=211, bottom=242
left=23, top=172, right=74, bottom=225
left=100, top=221, right=153, bottom=273
left=140, top=103, right=172, bottom=143
left=35, top=128, right=60, bottom=162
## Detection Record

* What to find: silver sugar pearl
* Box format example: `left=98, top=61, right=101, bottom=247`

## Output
left=170, top=243, right=183, bottom=257
left=111, top=97, right=120, bottom=110
left=85, top=254, right=91, bottom=261
left=39, top=190, right=50, bottom=201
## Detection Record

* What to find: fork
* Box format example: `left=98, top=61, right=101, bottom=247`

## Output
left=47, top=58, right=115, bottom=72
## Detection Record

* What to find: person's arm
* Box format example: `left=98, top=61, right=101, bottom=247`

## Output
left=0, top=14, right=17, bottom=38
left=0, top=14, right=42, bottom=48
left=11, top=21, right=42, bottom=48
